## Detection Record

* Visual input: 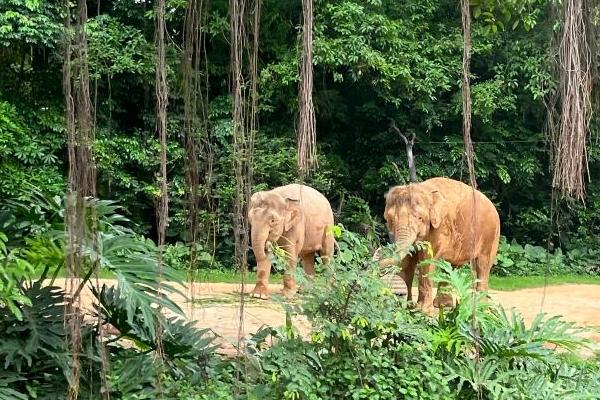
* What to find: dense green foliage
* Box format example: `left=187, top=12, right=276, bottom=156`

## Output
left=140, top=231, right=600, bottom=399
left=1, top=0, right=599, bottom=267
left=495, top=237, right=600, bottom=277
left=0, top=191, right=217, bottom=399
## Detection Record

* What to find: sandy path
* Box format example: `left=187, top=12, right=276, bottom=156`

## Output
left=490, top=285, right=600, bottom=346
left=53, top=279, right=600, bottom=355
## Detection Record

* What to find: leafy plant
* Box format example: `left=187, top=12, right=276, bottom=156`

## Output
left=95, top=285, right=218, bottom=394
left=493, top=236, right=598, bottom=277
left=0, top=282, right=74, bottom=399
left=234, top=230, right=594, bottom=399
left=0, top=232, right=32, bottom=320
left=3, top=188, right=188, bottom=335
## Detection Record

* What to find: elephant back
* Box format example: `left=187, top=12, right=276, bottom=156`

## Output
left=272, top=184, right=334, bottom=223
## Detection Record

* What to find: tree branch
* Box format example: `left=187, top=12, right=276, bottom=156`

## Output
left=389, top=120, right=418, bottom=182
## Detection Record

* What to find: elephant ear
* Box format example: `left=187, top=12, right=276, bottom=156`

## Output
left=429, top=190, right=446, bottom=229
left=284, top=198, right=301, bottom=232
left=248, top=192, right=263, bottom=224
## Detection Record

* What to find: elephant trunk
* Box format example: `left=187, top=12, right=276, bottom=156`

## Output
left=251, top=228, right=270, bottom=262
left=394, top=225, right=416, bottom=259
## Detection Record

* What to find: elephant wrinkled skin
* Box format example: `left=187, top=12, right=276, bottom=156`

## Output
left=248, top=184, right=335, bottom=299
left=382, top=177, right=500, bottom=311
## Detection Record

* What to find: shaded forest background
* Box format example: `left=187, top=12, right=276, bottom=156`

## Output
left=1, top=0, right=599, bottom=268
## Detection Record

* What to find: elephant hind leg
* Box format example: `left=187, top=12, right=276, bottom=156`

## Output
left=474, top=255, right=492, bottom=291
left=321, top=228, right=335, bottom=265
left=301, top=253, right=316, bottom=277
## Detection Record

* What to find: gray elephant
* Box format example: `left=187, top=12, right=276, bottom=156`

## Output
left=381, top=177, right=500, bottom=311
left=248, top=184, right=335, bottom=299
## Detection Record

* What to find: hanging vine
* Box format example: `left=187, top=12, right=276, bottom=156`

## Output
left=182, top=0, right=204, bottom=273
left=248, top=0, right=260, bottom=157
left=461, top=0, right=476, bottom=190
left=297, top=0, right=317, bottom=177
left=230, top=0, right=260, bottom=274
left=230, top=0, right=246, bottom=273
left=460, top=3, right=484, bottom=397
left=63, top=0, right=97, bottom=397
left=154, top=0, right=169, bottom=361
left=548, top=0, right=597, bottom=201
left=229, top=0, right=261, bottom=372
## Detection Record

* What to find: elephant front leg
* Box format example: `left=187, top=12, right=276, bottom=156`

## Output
left=398, top=256, right=417, bottom=302
left=416, top=262, right=435, bottom=312
left=250, top=257, right=272, bottom=299
left=281, top=245, right=299, bottom=298
left=433, top=281, right=454, bottom=308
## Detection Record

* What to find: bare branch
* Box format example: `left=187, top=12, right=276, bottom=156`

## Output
left=389, top=120, right=418, bottom=182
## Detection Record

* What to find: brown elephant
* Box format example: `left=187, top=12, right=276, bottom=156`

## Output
left=381, top=177, right=500, bottom=310
left=248, top=184, right=335, bottom=299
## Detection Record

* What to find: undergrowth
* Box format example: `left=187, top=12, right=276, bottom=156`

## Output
left=1, top=195, right=599, bottom=399
left=184, top=230, right=600, bottom=400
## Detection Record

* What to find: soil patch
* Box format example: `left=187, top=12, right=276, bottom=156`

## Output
left=51, top=279, right=600, bottom=356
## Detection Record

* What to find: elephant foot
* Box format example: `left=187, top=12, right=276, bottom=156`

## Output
left=433, top=293, right=454, bottom=309
left=280, top=286, right=297, bottom=299
left=416, top=301, right=435, bottom=314
left=250, top=284, right=270, bottom=300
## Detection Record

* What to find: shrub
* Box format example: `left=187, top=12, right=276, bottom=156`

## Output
left=494, top=236, right=600, bottom=276
left=218, top=229, right=597, bottom=400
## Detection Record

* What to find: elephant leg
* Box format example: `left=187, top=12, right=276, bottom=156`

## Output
left=474, top=256, right=491, bottom=292
left=433, top=281, right=454, bottom=308
left=301, top=253, right=316, bottom=277
left=416, top=262, right=435, bottom=312
left=398, top=255, right=417, bottom=301
left=281, top=245, right=299, bottom=298
left=250, top=257, right=272, bottom=299
left=321, top=230, right=335, bottom=265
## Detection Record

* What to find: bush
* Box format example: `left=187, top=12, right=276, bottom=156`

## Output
left=105, top=246, right=600, bottom=399
left=205, top=229, right=597, bottom=400
left=162, top=241, right=215, bottom=271
left=494, top=236, right=600, bottom=276
left=3, top=187, right=599, bottom=399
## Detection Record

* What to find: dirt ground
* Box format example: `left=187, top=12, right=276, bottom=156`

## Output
left=54, top=279, right=600, bottom=356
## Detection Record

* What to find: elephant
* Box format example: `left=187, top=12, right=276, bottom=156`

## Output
left=381, top=177, right=500, bottom=311
left=248, top=184, right=335, bottom=299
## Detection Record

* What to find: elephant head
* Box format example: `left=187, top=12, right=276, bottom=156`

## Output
left=384, top=183, right=446, bottom=256
left=247, top=191, right=301, bottom=262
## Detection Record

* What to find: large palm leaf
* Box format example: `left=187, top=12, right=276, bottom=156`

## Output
left=0, top=282, right=72, bottom=398
left=471, top=307, right=588, bottom=362
left=7, top=189, right=188, bottom=337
